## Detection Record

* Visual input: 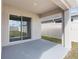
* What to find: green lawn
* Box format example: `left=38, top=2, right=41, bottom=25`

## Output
left=42, top=36, right=62, bottom=44
left=10, top=31, right=27, bottom=37
left=42, top=36, right=78, bottom=59
left=64, top=42, right=78, bottom=59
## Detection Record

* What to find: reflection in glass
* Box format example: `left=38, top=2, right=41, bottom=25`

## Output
left=22, top=21, right=28, bottom=39
left=9, top=20, right=21, bottom=41
left=9, top=15, right=31, bottom=42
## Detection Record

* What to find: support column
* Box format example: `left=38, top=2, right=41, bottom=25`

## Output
left=62, top=11, right=65, bottom=47
left=63, top=9, right=71, bottom=50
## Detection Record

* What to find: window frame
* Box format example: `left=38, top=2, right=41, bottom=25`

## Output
left=9, top=15, right=31, bottom=42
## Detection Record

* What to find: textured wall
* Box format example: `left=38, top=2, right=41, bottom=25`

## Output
left=2, top=4, right=41, bottom=46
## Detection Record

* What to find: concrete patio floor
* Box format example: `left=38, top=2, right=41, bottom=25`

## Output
left=2, top=39, right=68, bottom=59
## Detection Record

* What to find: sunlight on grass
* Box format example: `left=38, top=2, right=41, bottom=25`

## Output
left=42, top=36, right=78, bottom=59
left=42, top=36, right=62, bottom=44
left=64, top=42, right=78, bottom=59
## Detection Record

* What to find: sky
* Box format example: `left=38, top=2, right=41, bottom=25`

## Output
left=9, top=20, right=21, bottom=27
left=70, top=7, right=78, bottom=16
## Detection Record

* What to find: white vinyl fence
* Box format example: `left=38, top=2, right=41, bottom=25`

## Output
left=41, top=23, right=62, bottom=39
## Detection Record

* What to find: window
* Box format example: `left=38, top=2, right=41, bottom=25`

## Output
left=71, top=15, right=78, bottom=22
left=41, top=18, right=62, bottom=24
left=42, top=20, right=54, bottom=23
left=9, top=15, right=31, bottom=42
left=54, top=18, right=62, bottom=23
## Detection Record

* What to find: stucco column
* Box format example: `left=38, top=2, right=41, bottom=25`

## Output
left=63, top=9, right=71, bottom=50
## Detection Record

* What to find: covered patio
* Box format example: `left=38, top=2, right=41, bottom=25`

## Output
left=2, top=39, right=68, bottom=59
left=1, top=0, right=77, bottom=59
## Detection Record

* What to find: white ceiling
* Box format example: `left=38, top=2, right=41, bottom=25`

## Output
left=3, top=0, right=59, bottom=14
left=2, top=0, right=78, bottom=14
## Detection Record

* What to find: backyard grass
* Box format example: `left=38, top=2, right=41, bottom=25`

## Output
left=42, top=36, right=78, bottom=59
left=64, top=42, right=78, bottom=59
left=10, top=31, right=27, bottom=37
left=42, top=36, right=62, bottom=44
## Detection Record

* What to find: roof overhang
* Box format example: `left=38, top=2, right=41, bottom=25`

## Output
left=51, top=0, right=70, bottom=10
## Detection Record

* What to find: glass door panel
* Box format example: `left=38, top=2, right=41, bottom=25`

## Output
left=22, top=21, right=28, bottom=39
left=9, top=15, right=31, bottom=42
left=9, top=17, right=21, bottom=42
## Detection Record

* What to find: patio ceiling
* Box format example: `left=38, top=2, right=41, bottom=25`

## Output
left=2, top=0, right=77, bottom=14
left=2, top=0, right=59, bottom=14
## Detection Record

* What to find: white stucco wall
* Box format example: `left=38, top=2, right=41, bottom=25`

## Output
left=2, top=4, right=41, bottom=46
left=64, top=9, right=71, bottom=50
left=64, top=9, right=78, bottom=50
left=71, top=16, right=78, bottom=42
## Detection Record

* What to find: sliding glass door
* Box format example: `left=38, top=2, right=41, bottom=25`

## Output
left=9, top=15, right=31, bottom=42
